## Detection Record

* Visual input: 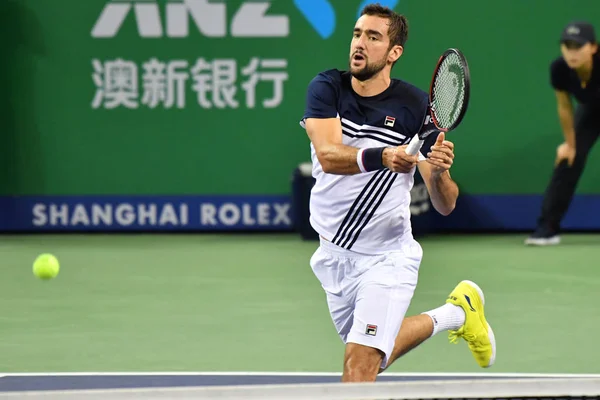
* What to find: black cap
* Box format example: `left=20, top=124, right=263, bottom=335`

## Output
left=560, top=21, right=596, bottom=46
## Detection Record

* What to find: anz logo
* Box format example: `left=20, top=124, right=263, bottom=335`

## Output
left=294, top=0, right=400, bottom=39
left=92, top=0, right=400, bottom=40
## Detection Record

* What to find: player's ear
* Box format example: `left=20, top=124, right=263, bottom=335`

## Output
left=388, top=45, right=403, bottom=64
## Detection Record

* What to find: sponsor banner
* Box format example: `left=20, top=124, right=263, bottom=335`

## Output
left=1, top=194, right=598, bottom=232
left=0, top=196, right=292, bottom=231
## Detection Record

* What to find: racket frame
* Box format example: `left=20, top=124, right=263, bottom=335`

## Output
left=405, top=48, right=470, bottom=156
left=429, top=48, right=471, bottom=132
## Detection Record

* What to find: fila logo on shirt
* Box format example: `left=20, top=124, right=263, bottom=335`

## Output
left=384, top=116, right=395, bottom=127
left=366, top=324, right=378, bottom=336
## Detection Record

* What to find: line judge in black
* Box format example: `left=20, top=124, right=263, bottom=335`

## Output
left=526, top=21, right=600, bottom=246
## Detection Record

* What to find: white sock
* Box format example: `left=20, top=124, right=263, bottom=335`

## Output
left=423, top=303, right=466, bottom=336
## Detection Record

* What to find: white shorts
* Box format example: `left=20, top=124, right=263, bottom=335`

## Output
left=310, top=238, right=423, bottom=368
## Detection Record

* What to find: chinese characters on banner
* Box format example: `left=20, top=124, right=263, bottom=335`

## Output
left=91, top=57, right=289, bottom=110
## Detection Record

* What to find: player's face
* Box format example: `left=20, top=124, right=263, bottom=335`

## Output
left=560, top=41, right=598, bottom=69
left=349, top=15, right=401, bottom=81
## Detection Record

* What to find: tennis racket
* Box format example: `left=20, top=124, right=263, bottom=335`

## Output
left=405, top=48, right=471, bottom=156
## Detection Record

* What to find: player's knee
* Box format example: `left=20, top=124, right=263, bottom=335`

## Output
left=342, top=343, right=383, bottom=382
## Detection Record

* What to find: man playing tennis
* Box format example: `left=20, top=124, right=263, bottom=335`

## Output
left=299, top=4, right=495, bottom=382
left=526, top=21, right=599, bottom=246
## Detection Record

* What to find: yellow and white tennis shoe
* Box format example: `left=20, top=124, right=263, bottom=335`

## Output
left=446, top=280, right=496, bottom=368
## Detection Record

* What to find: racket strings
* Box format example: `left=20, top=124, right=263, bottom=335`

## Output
left=432, top=53, right=467, bottom=129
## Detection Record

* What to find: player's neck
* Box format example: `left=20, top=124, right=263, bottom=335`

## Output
left=351, top=74, right=391, bottom=97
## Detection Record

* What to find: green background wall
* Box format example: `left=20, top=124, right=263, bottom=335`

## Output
left=1, top=0, right=598, bottom=196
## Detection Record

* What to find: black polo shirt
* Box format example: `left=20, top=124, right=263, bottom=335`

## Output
left=550, top=54, right=600, bottom=105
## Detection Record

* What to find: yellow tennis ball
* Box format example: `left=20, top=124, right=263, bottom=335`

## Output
left=33, top=254, right=60, bottom=280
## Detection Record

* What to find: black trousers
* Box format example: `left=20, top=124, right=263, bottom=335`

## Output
left=536, top=103, right=600, bottom=234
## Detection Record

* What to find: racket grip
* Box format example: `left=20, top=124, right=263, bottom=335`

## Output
left=405, top=135, right=424, bottom=156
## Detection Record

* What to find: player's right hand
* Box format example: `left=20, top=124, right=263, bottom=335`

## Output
left=383, top=145, right=419, bottom=173
left=555, top=142, right=576, bottom=166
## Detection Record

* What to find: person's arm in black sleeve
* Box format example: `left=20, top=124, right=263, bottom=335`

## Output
left=301, top=74, right=362, bottom=175
left=550, top=61, right=576, bottom=165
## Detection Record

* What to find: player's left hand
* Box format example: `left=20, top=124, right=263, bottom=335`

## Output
left=426, top=132, right=454, bottom=176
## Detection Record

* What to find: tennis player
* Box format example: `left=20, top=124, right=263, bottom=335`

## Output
left=526, top=21, right=599, bottom=246
left=299, top=4, right=495, bottom=382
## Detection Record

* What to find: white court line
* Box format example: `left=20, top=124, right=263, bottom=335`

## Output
left=1, top=378, right=600, bottom=399
left=0, top=371, right=599, bottom=378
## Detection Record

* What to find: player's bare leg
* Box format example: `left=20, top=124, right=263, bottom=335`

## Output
left=380, top=303, right=466, bottom=373
left=342, top=302, right=467, bottom=380
left=379, top=314, right=433, bottom=371
left=343, top=315, right=436, bottom=381
left=342, top=342, right=384, bottom=382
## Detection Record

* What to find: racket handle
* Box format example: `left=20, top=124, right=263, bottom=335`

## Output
left=405, top=135, right=424, bottom=156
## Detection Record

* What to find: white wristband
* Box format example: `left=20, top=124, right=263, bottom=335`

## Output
left=356, top=148, right=368, bottom=173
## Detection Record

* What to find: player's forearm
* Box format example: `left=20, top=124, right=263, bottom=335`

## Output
left=558, top=105, right=576, bottom=147
left=427, top=171, right=458, bottom=216
left=315, top=144, right=363, bottom=175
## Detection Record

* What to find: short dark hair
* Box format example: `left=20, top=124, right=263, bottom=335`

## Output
left=360, top=3, right=408, bottom=49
